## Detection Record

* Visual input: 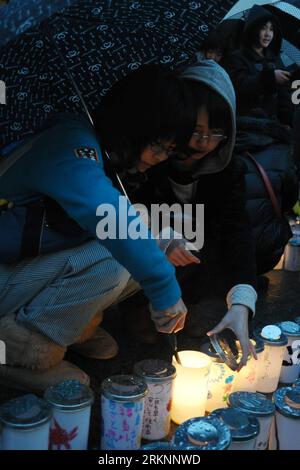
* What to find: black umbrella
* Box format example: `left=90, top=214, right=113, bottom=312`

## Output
left=0, top=0, right=236, bottom=149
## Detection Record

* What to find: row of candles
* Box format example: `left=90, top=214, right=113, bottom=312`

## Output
left=0, top=318, right=299, bottom=450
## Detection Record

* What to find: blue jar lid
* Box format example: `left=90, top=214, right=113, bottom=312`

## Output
left=173, top=416, right=231, bottom=450
left=45, top=380, right=94, bottom=411
left=101, top=375, right=148, bottom=402
left=0, top=394, right=52, bottom=430
left=254, top=325, right=288, bottom=346
left=293, top=316, right=300, bottom=326
left=274, top=387, right=300, bottom=419
left=228, top=392, right=275, bottom=417
left=141, top=442, right=174, bottom=450
left=134, top=359, right=176, bottom=383
left=277, top=321, right=300, bottom=337
left=211, top=408, right=259, bottom=442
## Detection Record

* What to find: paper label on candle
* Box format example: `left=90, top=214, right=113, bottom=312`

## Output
left=142, top=381, right=173, bottom=440
left=101, top=396, right=144, bottom=450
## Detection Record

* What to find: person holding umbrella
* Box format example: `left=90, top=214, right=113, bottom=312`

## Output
left=0, top=65, right=197, bottom=392
left=223, top=5, right=293, bottom=125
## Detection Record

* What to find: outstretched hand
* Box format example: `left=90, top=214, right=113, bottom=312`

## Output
left=207, top=304, right=257, bottom=371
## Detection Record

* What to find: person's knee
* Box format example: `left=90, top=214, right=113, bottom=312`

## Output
left=0, top=314, right=66, bottom=370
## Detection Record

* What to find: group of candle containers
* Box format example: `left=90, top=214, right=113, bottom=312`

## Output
left=0, top=380, right=94, bottom=450
left=0, top=317, right=299, bottom=450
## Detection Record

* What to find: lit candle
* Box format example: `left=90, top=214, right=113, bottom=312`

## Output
left=255, top=325, right=288, bottom=393
left=171, top=351, right=212, bottom=424
left=233, top=338, right=264, bottom=392
left=200, top=343, right=236, bottom=413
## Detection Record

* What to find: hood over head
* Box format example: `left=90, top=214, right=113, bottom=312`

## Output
left=179, top=59, right=236, bottom=176
left=242, top=4, right=282, bottom=55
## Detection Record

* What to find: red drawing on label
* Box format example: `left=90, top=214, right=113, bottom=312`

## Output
left=49, top=418, right=78, bottom=450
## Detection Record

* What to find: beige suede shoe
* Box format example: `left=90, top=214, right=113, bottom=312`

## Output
left=0, top=360, right=90, bottom=394
left=70, top=327, right=119, bottom=360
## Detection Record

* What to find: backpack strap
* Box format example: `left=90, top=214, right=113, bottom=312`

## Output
left=244, top=151, right=282, bottom=219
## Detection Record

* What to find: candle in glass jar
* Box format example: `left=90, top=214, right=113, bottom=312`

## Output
left=0, top=394, right=52, bottom=450
left=277, top=321, right=300, bottom=384
left=269, top=387, right=300, bottom=450
left=200, top=343, right=236, bottom=413
left=133, top=359, right=176, bottom=441
left=101, top=375, right=147, bottom=450
left=171, top=350, right=212, bottom=424
left=211, top=407, right=259, bottom=450
left=255, top=325, right=288, bottom=393
left=45, top=380, right=94, bottom=450
left=233, top=338, right=264, bottom=392
left=228, top=391, right=275, bottom=450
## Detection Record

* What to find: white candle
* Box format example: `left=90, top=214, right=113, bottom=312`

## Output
left=211, top=408, right=259, bottom=450
left=0, top=394, right=52, bottom=450
left=278, top=321, right=300, bottom=384
left=133, top=359, right=176, bottom=441
left=200, top=343, right=236, bottom=413
left=45, top=380, right=94, bottom=450
left=255, top=326, right=288, bottom=393
left=269, top=387, right=300, bottom=450
left=171, top=351, right=212, bottom=424
left=101, top=375, right=147, bottom=450
left=228, top=391, right=275, bottom=450
left=233, top=339, right=264, bottom=392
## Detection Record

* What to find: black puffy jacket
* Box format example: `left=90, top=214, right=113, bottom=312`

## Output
left=235, top=117, right=297, bottom=273
left=223, top=5, right=294, bottom=125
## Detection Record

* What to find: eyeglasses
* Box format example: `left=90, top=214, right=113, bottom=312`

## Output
left=192, top=132, right=227, bottom=144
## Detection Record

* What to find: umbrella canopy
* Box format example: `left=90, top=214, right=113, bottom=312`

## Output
left=0, top=0, right=236, bottom=150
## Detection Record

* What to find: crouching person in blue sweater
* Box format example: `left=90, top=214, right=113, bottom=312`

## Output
left=0, top=65, right=194, bottom=392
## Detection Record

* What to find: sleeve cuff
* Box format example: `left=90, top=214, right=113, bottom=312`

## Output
left=226, top=284, right=257, bottom=318
left=155, top=227, right=175, bottom=253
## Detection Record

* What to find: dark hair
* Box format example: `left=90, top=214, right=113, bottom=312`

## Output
left=92, top=65, right=196, bottom=170
left=201, top=31, right=225, bottom=55
left=180, top=79, right=231, bottom=133
left=243, top=17, right=281, bottom=54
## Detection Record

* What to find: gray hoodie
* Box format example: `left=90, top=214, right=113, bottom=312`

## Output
left=179, top=59, right=236, bottom=177
left=172, top=60, right=257, bottom=314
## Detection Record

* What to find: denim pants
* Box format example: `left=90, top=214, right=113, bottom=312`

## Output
left=0, top=240, right=139, bottom=346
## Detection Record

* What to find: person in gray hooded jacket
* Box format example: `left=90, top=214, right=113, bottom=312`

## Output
left=135, top=60, right=258, bottom=366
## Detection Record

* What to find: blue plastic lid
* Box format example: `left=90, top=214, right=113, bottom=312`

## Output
left=173, top=416, right=231, bottom=450
left=278, top=321, right=300, bottom=337
left=228, top=392, right=275, bottom=417
left=45, top=380, right=94, bottom=411
left=293, top=316, right=300, bottom=326
left=274, top=387, right=300, bottom=419
left=0, top=394, right=52, bottom=430
left=211, top=408, right=259, bottom=442
left=254, top=325, right=288, bottom=347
